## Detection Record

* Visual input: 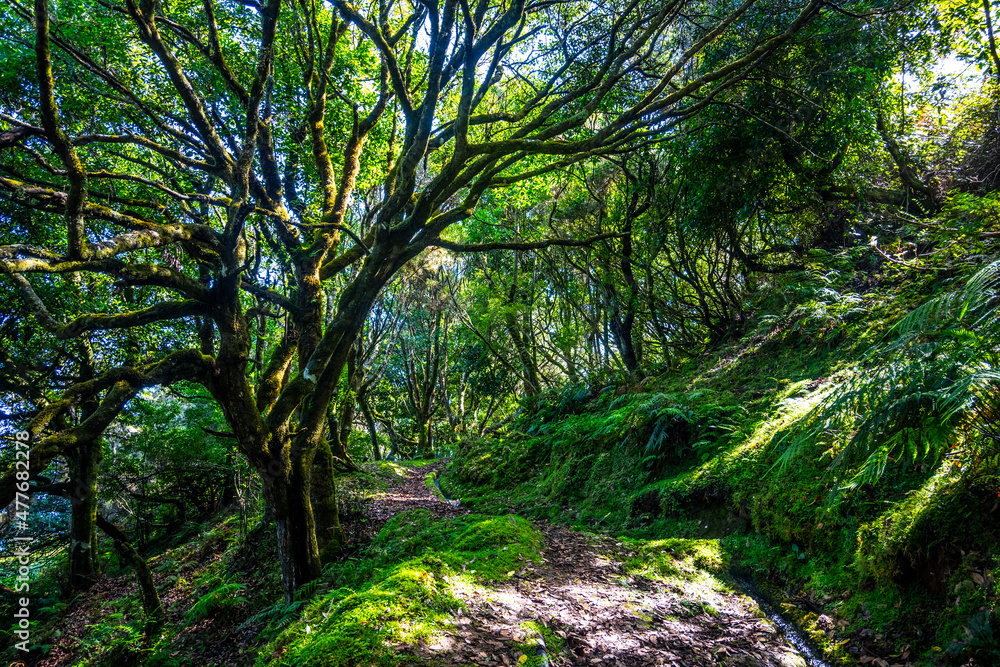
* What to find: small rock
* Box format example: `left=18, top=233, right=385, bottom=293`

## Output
left=777, top=653, right=808, bottom=667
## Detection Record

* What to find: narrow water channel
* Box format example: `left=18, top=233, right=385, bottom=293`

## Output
left=434, top=470, right=456, bottom=501
left=730, top=571, right=832, bottom=667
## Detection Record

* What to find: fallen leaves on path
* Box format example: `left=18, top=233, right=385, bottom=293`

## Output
left=374, top=465, right=811, bottom=667
left=364, top=462, right=469, bottom=532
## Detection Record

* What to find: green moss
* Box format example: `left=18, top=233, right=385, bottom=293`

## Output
left=392, top=459, right=437, bottom=468
left=514, top=620, right=565, bottom=666
left=263, top=559, right=459, bottom=667
left=337, top=461, right=411, bottom=496
left=424, top=471, right=447, bottom=501
left=620, top=537, right=727, bottom=580
left=260, top=510, right=545, bottom=666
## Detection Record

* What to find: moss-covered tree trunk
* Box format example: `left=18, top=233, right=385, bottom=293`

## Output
left=416, top=418, right=432, bottom=458
left=68, top=438, right=101, bottom=590
left=326, top=352, right=361, bottom=471
left=96, top=515, right=163, bottom=633
left=310, top=438, right=345, bottom=560
left=267, top=459, right=323, bottom=604
left=69, top=341, right=102, bottom=590
left=503, top=260, right=542, bottom=396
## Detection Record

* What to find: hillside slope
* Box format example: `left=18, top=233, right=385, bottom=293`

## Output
left=446, top=249, right=1000, bottom=666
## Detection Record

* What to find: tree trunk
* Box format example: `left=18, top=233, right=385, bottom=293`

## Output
left=69, top=340, right=102, bottom=590
left=220, top=449, right=238, bottom=507
left=503, top=311, right=540, bottom=396
left=96, top=514, right=163, bottom=633
left=609, top=209, right=644, bottom=377
left=358, top=390, right=381, bottom=460
left=68, top=439, right=101, bottom=590
left=327, top=410, right=360, bottom=471
left=310, top=438, right=345, bottom=561
left=416, top=417, right=432, bottom=458
left=339, top=347, right=363, bottom=451
left=268, top=461, right=323, bottom=604
left=237, top=244, right=407, bottom=600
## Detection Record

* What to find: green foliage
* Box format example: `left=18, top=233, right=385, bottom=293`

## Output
left=636, top=393, right=743, bottom=472
left=783, top=272, right=868, bottom=341
left=936, top=0, right=1000, bottom=73
left=962, top=609, right=1000, bottom=663
left=240, top=601, right=307, bottom=642
left=76, top=610, right=148, bottom=666
left=777, top=260, right=1000, bottom=491
left=185, top=582, right=248, bottom=623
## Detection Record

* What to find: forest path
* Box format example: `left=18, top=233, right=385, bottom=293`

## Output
left=378, top=462, right=814, bottom=667
left=363, top=460, right=468, bottom=530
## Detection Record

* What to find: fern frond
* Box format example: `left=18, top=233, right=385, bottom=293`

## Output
left=776, top=260, right=1000, bottom=488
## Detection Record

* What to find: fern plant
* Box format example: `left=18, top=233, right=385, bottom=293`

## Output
left=238, top=600, right=305, bottom=640
left=184, top=582, right=248, bottom=623
left=963, top=609, right=1000, bottom=663
left=636, top=393, right=742, bottom=474
left=778, top=260, right=1000, bottom=489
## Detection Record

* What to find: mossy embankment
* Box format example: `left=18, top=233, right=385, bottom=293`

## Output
left=445, top=249, right=1000, bottom=666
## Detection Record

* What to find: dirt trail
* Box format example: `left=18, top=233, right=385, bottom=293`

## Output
left=365, top=460, right=468, bottom=529
left=381, top=463, right=812, bottom=667
left=31, top=463, right=814, bottom=667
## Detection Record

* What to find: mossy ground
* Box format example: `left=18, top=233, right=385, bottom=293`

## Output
left=2, top=463, right=550, bottom=667
left=260, top=509, right=544, bottom=666
left=6, top=459, right=823, bottom=666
